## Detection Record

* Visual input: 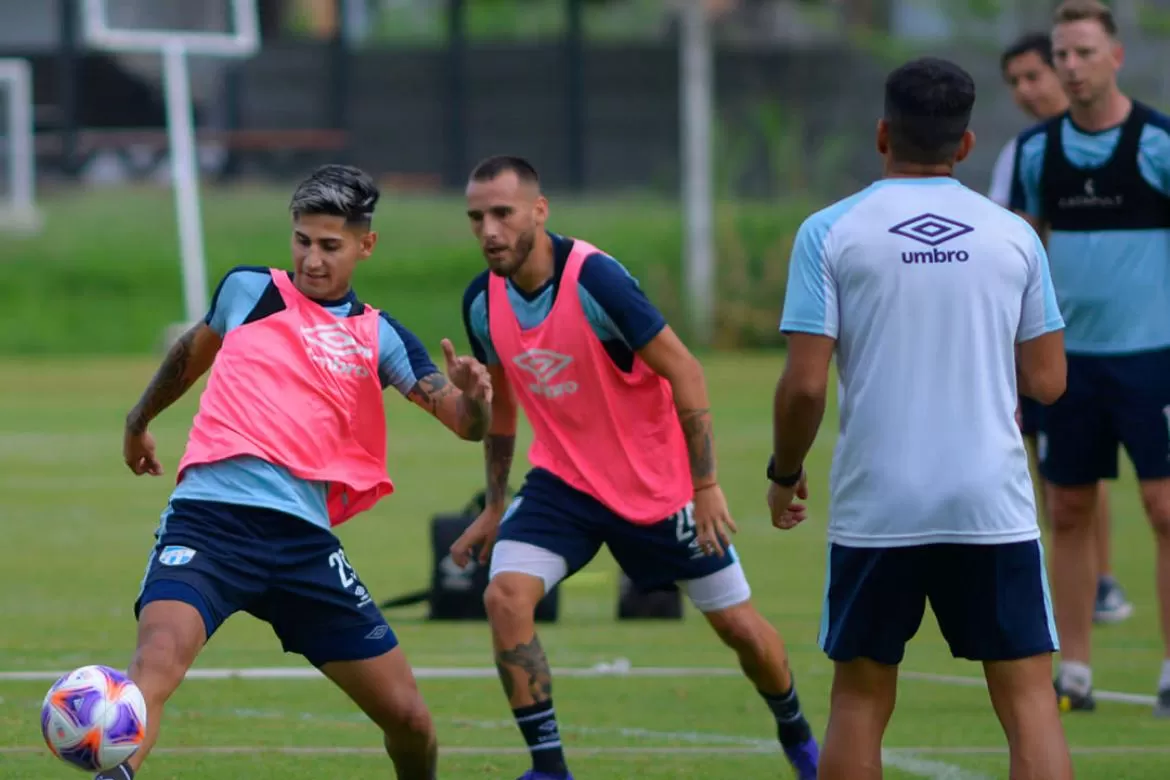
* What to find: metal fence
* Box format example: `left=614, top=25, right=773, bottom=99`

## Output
left=2, top=0, right=1169, bottom=200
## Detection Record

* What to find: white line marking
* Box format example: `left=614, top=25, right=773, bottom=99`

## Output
left=0, top=664, right=739, bottom=682
left=218, top=707, right=988, bottom=778
left=11, top=663, right=1157, bottom=778
left=0, top=746, right=753, bottom=756
left=2, top=664, right=1157, bottom=707
left=900, top=670, right=1157, bottom=706
left=5, top=745, right=1170, bottom=757
left=452, top=716, right=980, bottom=778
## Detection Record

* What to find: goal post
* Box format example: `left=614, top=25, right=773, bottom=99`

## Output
left=679, top=2, right=714, bottom=348
left=0, top=58, right=40, bottom=233
left=80, top=0, right=260, bottom=328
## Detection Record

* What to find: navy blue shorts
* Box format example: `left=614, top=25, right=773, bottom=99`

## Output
left=1018, top=394, right=1044, bottom=439
left=136, top=499, right=398, bottom=667
left=819, top=540, right=1058, bottom=666
left=1039, top=348, right=1170, bottom=486
left=495, top=468, right=737, bottom=591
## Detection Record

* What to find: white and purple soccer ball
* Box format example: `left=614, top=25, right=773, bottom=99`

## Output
left=41, top=665, right=147, bottom=772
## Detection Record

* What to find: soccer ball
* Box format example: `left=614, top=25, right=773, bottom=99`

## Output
left=41, top=665, right=147, bottom=772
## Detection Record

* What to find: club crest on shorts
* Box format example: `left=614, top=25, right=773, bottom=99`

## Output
left=158, top=546, right=197, bottom=567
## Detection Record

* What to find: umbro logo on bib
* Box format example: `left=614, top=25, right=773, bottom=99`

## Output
left=301, top=323, right=371, bottom=378
left=514, top=349, right=578, bottom=398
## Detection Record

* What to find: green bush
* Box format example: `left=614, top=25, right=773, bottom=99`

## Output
left=0, top=185, right=815, bottom=355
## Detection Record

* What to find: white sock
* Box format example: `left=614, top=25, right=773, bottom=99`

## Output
left=1158, top=659, right=1170, bottom=692
left=1060, top=661, right=1092, bottom=695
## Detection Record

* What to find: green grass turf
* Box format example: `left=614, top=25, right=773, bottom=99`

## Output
left=1, top=354, right=1168, bottom=778
left=0, top=186, right=811, bottom=355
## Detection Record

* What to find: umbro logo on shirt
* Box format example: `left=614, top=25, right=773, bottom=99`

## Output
left=890, top=213, right=973, bottom=264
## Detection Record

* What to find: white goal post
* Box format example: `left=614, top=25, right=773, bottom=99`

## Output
left=679, top=2, right=714, bottom=347
left=0, top=58, right=40, bottom=233
left=81, top=0, right=260, bottom=327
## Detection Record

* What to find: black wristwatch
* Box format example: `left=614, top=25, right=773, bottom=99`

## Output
left=766, top=455, right=803, bottom=487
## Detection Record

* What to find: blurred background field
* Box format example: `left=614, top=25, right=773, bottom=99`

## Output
left=2, top=1, right=1170, bottom=778
left=0, top=187, right=816, bottom=354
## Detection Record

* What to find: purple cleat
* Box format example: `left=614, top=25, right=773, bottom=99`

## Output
left=516, top=772, right=573, bottom=780
left=782, top=736, right=820, bottom=780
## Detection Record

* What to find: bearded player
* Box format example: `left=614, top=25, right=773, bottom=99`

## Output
left=109, top=165, right=491, bottom=780
left=449, top=155, right=819, bottom=780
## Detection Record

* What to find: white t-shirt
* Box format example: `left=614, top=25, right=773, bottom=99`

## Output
left=780, top=177, right=1064, bottom=548
left=987, top=138, right=1017, bottom=207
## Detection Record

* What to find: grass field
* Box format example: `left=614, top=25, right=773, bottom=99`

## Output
left=2, top=354, right=1169, bottom=780
left=0, top=186, right=813, bottom=354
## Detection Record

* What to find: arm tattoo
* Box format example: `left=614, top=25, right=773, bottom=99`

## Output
left=679, top=407, right=715, bottom=485
left=495, top=636, right=552, bottom=703
left=485, top=433, right=516, bottom=506
left=410, top=373, right=490, bottom=440
left=125, top=328, right=199, bottom=435
left=410, top=373, right=457, bottom=414
left=457, top=393, right=490, bottom=441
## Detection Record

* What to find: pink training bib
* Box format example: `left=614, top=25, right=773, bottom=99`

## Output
left=488, top=239, right=692, bottom=524
left=178, top=269, right=394, bottom=526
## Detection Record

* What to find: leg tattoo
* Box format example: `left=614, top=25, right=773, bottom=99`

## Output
left=496, top=636, right=553, bottom=702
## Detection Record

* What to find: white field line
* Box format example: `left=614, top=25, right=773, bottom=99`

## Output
left=899, top=670, right=1157, bottom=706
left=9, top=663, right=1160, bottom=778
left=0, top=664, right=737, bottom=682
left=4, top=745, right=1168, bottom=757
left=1, top=664, right=1157, bottom=707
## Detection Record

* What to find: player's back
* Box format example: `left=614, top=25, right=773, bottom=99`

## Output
left=786, top=177, right=1060, bottom=547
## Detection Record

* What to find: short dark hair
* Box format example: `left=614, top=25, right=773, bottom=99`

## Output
left=289, top=164, right=379, bottom=228
left=1001, top=32, right=1054, bottom=73
left=883, top=57, right=976, bottom=166
left=469, top=155, right=540, bottom=186
left=1054, top=0, right=1117, bottom=37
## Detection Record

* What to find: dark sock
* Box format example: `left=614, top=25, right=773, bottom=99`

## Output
left=94, top=765, right=134, bottom=780
left=759, top=681, right=813, bottom=747
left=513, top=700, right=568, bottom=776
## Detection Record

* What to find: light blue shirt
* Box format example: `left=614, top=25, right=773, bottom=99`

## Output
left=782, top=177, right=1062, bottom=547
left=168, top=266, right=437, bottom=532
left=1010, top=115, right=1170, bottom=354
left=461, top=233, right=667, bottom=369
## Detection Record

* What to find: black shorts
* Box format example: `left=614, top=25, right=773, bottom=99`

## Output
left=818, top=540, right=1058, bottom=666
left=136, top=499, right=397, bottom=667
left=497, top=468, right=738, bottom=590
left=1039, top=348, right=1170, bottom=486
left=1019, top=394, right=1044, bottom=439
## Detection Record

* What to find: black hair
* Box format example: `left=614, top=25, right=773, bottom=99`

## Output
left=1000, top=32, right=1054, bottom=73
left=289, top=164, right=379, bottom=228
left=883, top=57, right=976, bottom=166
left=468, top=155, right=541, bottom=186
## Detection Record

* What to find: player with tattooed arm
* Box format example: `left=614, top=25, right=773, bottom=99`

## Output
left=111, top=165, right=491, bottom=780
left=449, top=155, right=819, bottom=780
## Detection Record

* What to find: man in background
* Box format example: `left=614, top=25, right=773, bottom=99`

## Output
left=1010, top=0, right=1170, bottom=715
left=990, top=31, right=1133, bottom=626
